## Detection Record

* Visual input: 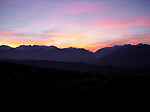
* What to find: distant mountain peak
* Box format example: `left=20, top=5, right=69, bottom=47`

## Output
left=16, top=45, right=58, bottom=50
left=96, top=43, right=150, bottom=51
left=93, top=43, right=150, bottom=68
left=0, top=45, right=12, bottom=50
left=0, top=44, right=94, bottom=63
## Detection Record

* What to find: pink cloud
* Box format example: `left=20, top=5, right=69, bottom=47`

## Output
left=90, top=16, right=150, bottom=29
left=0, top=30, right=44, bottom=41
left=49, top=14, right=150, bottom=30
left=0, top=30, right=19, bottom=34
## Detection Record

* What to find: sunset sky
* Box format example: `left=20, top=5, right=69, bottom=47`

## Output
left=0, top=0, right=150, bottom=51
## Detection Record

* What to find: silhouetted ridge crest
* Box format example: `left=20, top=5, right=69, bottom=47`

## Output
left=93, top=43, right=150, bottom=68
left=0, top=45, right=95, bottom=63
left=0, top=43, right=150, bottom=68
left=0, top=43, right=150, bottom=52
left=0, top=45, right=12, bottom=50
left=16, top=45, right=58, bottom=50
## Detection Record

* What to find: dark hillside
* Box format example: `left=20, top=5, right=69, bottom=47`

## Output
left=93, top=45, right=150, bottom=68
left=0, top=61, right=150, bottom=111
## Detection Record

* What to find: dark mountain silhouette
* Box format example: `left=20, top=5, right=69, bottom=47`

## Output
left=95, top=44, right=133, bottom=58
left=0, top=45, right=95, bottom=63
left=93, top=43, right=150, bottom=68
left=0, top=43, right=150, bottom=68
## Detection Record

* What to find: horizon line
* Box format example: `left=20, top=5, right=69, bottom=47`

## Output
left=0, top=43, right=150, bottom=53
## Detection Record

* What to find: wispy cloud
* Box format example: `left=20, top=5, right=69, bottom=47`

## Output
left=0, top=29, right=90, bottom=47
left=89, top=16, right=150, bottom=29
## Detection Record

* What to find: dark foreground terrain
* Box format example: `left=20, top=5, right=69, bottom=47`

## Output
left=0, top=61, right=150, bottom=111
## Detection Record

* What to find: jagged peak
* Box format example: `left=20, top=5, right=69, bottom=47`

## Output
left=95, top=43, right=150, bottom=53
left=0, top=45, right=12, bottom=50
left=0, top=43, right=149, bottom=52
left=15, top=45, right=58, bottom=50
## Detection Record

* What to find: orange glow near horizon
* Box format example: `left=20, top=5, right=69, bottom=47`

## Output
left=1, top=34, right=150, bottom=52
